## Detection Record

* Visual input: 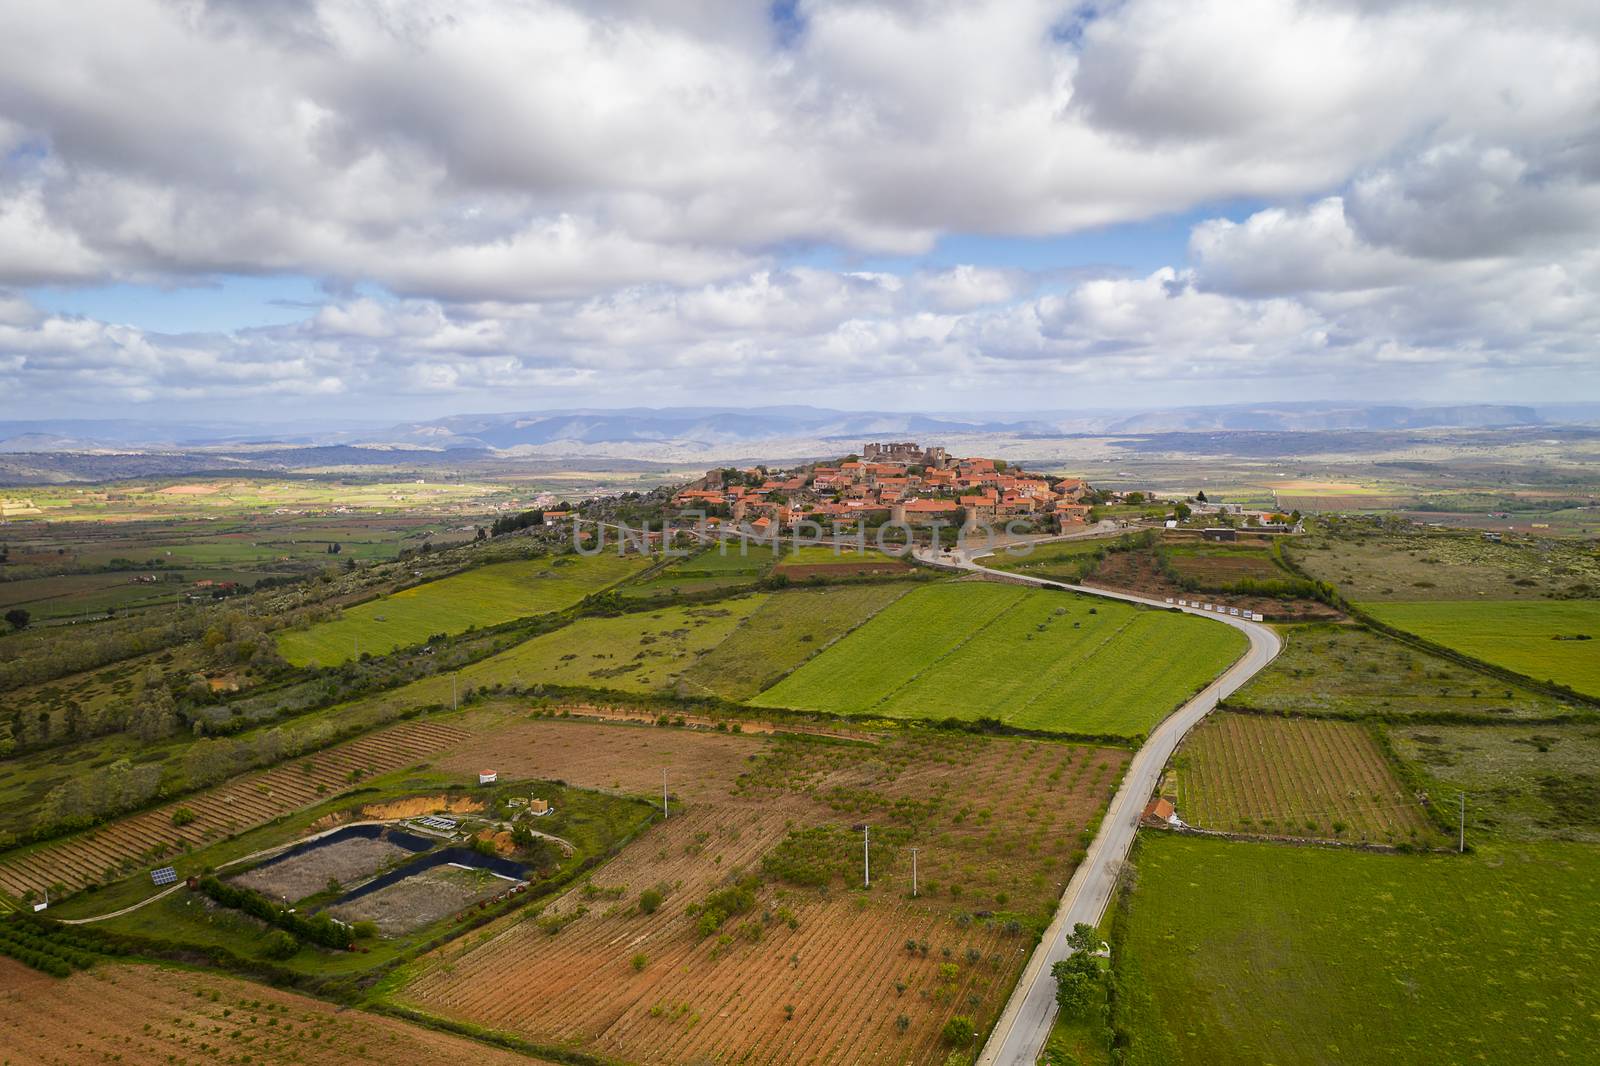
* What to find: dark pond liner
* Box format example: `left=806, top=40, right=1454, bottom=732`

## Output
left=248, top=824, right=434, bottom=873
left=327, top=847, right=528, bottom=907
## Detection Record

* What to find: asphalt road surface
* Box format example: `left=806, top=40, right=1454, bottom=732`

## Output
left=913, top=540, right=1283, bottom=1066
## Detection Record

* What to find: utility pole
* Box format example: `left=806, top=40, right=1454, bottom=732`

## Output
left=1459, top=792, right=1466, bottom=853
left=662, top=768, right=669, bottom=818
left=452, top=673, right=458, bottom=711
left=863, top=825, right=871, bottom=888
left=910, top=847, right=918, bottom=898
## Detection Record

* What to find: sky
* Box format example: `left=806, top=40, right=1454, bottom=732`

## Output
left=1, top=0, right=1598, bottom=422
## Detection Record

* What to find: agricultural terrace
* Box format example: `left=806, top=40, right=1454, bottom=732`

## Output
left=752, top=583, right=1246, bottom=738
left=1226, top=622, right=1573, bottom=721
left=617, top=543, right=777, bottom=599
left=1361, top=600, right=1600, bottom=698
left=1389, top=723, right=1600, bottom=844
left=443, top=594, right=770, bottom=695
left=277, top=553, right=647, bottom=666
left=1168, top=714, right=1442, bottom=845
left=1113, top=834, right=1600, bottom=1066
left=679, top=583, right=913, bottom=700
left=0, top=718, right=470, bottom=900
left=1160, top=541, right=1288, bottom=587
left=398, top=717, right=1131, bottom=1065
left=1287, top=525, right=1600, bottom=602
left=0, top=957, right=559, bottom=1066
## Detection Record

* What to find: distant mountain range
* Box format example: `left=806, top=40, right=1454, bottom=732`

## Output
left=0, top=402, right=1594, bottom=484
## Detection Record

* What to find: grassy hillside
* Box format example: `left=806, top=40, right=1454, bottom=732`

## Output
left=277, top=554, right=647, bottom=666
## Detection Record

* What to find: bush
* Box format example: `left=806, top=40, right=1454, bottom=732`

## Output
left=942, top=1015, right=975, bottom=1046
left=351, top=921, right=379, bottom=940
left=262, top=930, right=300, bottom=960
left=638, top=888, right=663, bottom=915
left=631, top=952, right=648, bottom=972
left=170, top=807, right=196, bottom=827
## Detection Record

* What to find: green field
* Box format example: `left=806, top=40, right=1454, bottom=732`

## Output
left=277, top=553, right=647, bottom=666
left=447, top=594, right=770, bottom=694
left=751, top=583, right=1246, bottom=736
left=1115, top=833, right=1600, bottom=1066
left=678, top=583, right=913, bottom=699
left=1228, top=622, right=1572, bottom=720
left=1362, top=600, right=1600, bottom=698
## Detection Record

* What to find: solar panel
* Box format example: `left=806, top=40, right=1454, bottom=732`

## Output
left=151, top=866, right=178, bottom=886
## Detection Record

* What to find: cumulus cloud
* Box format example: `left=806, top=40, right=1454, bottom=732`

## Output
left=1, top=0, right=1598, bottom=412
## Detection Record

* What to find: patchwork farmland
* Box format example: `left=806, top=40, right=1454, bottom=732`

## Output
left=0, top=718, right=469, bottom=899
left=397, top=717, right=1131, bottom=1065
left=277, top=553, right=647, bottom=666
left=752, top=583, right=1245, bottom=737
left=1169, top=713, right=1442, bottom=845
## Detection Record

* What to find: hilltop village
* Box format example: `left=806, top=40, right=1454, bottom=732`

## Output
left=671, top=441, right=1100, bottom=536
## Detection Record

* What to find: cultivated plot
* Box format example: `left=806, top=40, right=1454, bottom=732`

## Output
left=277, top=553, right=646, bottom=666
left=679, top=582, right=914, bottom=700
left=753, top=583, right=1245, bottom=737
left=1169, top=713, right=1441, bottom=845
left=0, top=957, right=557, bottom=1066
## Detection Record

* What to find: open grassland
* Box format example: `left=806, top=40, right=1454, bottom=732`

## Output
left=752, top=583, right=1245, bottom=738
left=398, top=718, right=1130, bottom=1065
left=982, top=538, right=1109, bottom=581
left=1390, top=722, right=1600, bottom=843
left=773, top=544, right=918, bottom=578
left=446, top=594, right=770, bottom=695
left=277, top=553, right=647, bottom=666
left=1169, top=714, right=1442, bottom=845
left=1114, top=834, right=1600, bottom=1066
left=0, top=958, right=559, bottom=1066
left=1362, top=600, right=1600, bottom=698
left=1227, top=622, right=1573, bottom=721
left=1287, top=525, right=1600, bottom=601
left=679, top=583, right=913, bottom=700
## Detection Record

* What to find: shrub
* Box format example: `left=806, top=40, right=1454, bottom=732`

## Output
left=942, top=1015, right=975, bottom=1045
left=262, top=930, right=299, bottom=960
left=631, top=952, right=648, bottom=972
left=638, top=888, right=664, bottom=915
left=170, top=807, right=196, bottom=827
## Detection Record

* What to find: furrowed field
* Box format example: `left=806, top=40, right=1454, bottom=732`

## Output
left=1362, top=600, right=1600, bottom=698
left=0, top=958, right=558, bottom=1066
left=1169, top=713, right=1441, bottom=845
left=394, top=718, right=1132, bottom=1065
left=752, top=583, right=1245, bottom=737
left=1113, top=833, right=1600, bottom=1066
left=277, top=553, right=646, bottom=666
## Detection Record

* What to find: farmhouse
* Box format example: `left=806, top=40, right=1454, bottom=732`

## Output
left=1142, top=798, right=1182, bottom=826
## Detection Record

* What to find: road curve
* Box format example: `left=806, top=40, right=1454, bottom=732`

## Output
left=912, top=541, right=1282, bottom=1066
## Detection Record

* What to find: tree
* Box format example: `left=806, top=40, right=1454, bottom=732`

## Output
left=4, top=608, right=29, bottom=632
left=1196, top=490, right=1208, bottom=503
left=1172, top=502, right=1192, bottom=521
left=1052, top=924, right=1102, bottom=1019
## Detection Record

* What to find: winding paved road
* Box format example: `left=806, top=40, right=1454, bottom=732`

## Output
left=912, top=538, right=1282, bottom=1066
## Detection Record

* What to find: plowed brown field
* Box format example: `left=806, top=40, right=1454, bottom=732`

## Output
left=0, top=957, right=553, bottom=1066
left=0, top=718, right=470, bottom=899
left=400, top=718, right=1129, bottom=1065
